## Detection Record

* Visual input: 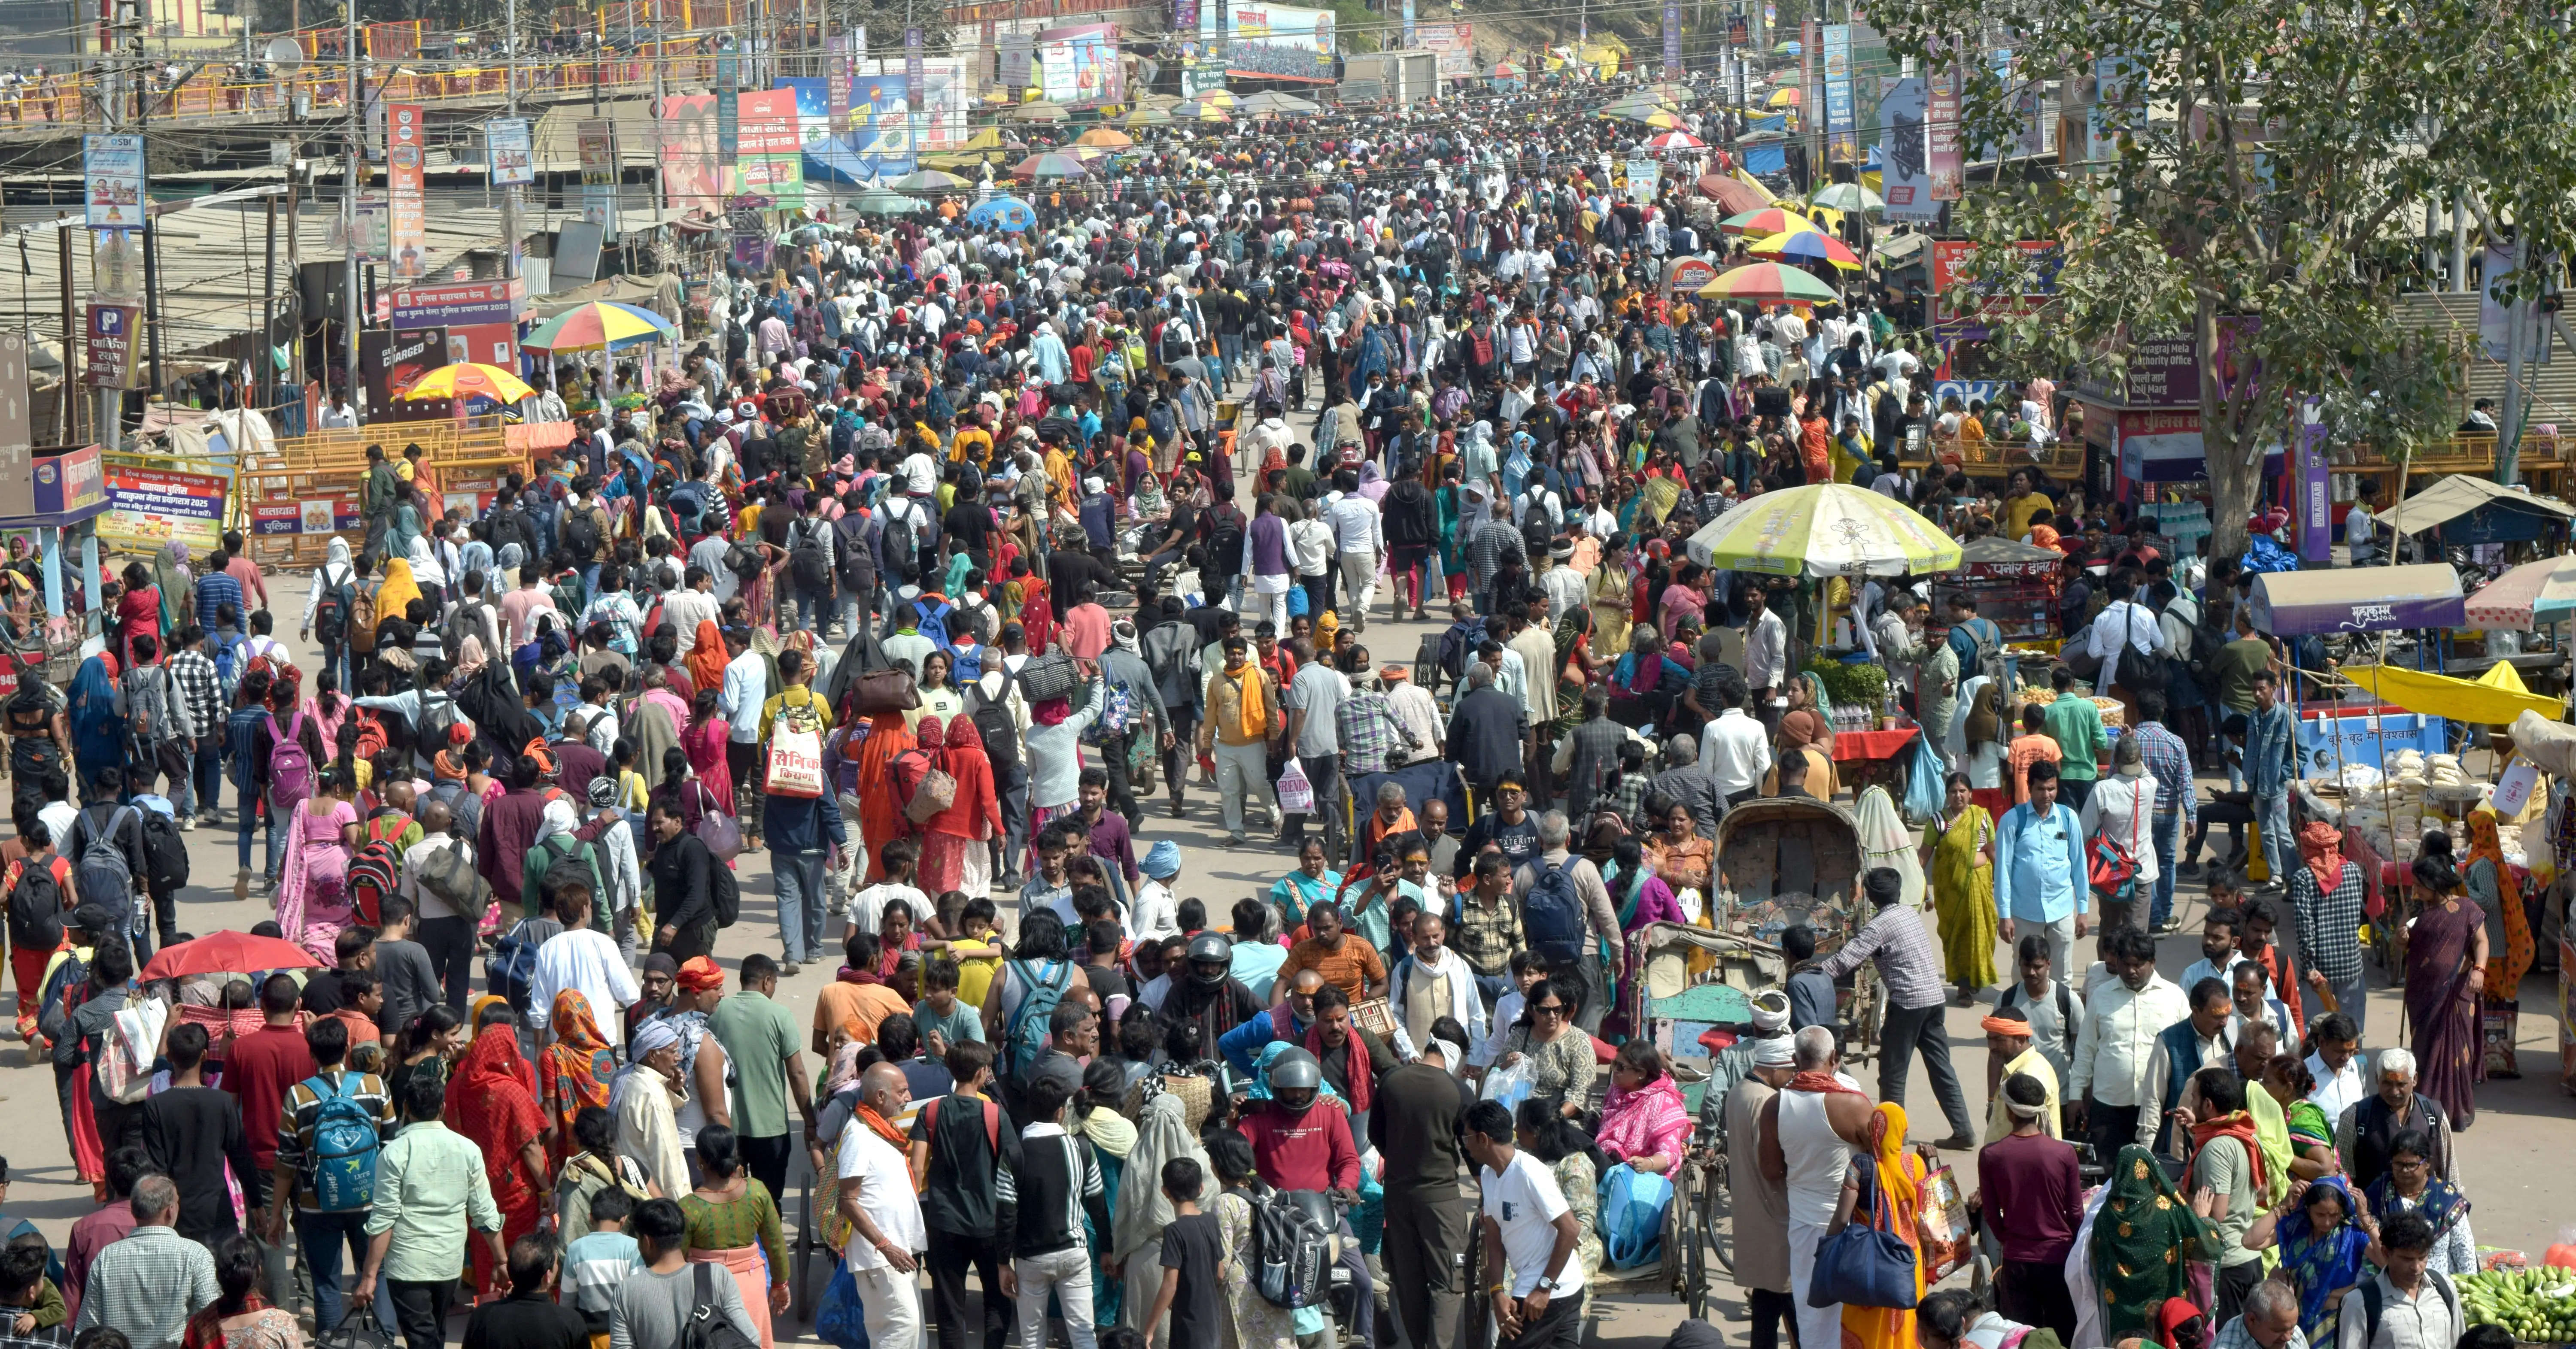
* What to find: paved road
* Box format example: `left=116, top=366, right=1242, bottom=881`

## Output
left=6, top=590, right=2569, bottom=1349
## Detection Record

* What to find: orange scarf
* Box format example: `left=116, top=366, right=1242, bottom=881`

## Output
left=855, top=1101, right=908, bottom=1150
left=2189, top=1110, right=2268, bottom=1198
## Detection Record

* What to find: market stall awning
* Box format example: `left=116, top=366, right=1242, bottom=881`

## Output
left=2340, top=661, right=2565, bottom=726
left=2465, top=555, right=2576, bottom=630
left=2250, top=564, right=2464, bottom=636
left=1953, top=534, right=2063, bottom=577
left=2390, top=475, right=2576, bottom=535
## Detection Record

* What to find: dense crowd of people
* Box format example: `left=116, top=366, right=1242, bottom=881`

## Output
left=0, top=65, right=2536, bottom=1349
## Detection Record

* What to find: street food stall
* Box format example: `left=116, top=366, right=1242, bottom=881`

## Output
left=1929, top=534, right=2062, bottom=647
left=2250, top=563, right=2469, bottom=772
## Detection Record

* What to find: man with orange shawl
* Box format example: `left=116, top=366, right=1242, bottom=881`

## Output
left=446, top=1025, right=553, bottom=1298
left=849, top=711, right=919, bottom=884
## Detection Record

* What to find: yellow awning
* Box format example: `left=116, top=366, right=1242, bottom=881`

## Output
left=2339, top=661, right=2565, bottom=726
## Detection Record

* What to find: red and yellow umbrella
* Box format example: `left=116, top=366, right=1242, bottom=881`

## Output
left=1695, top=261, right=1840, bottom=303
left=399, top=362, right=535, bottom=403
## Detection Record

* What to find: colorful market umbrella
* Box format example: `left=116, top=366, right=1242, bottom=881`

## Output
left=889, top=169, right=970, bottom=192
left=522, top=300, right=676, bottom=352
left=1643, top=129, right=1707, bottom=152
left=1599, top=92, right=1681, bottom=122
left=2463, top=555, right=2576, bottom=630
left=1767, top=85, right=1802, bottom=107
left=1748, top=230, right=1864, bottom=270
left=1720, top=206, right=1819, bottom=236
left=399, top=362, right=534, bottom=403
left=1189, top=88, right=1238, bottom=110
left=1695, top=261, right=1840, bottom=303
left=1124, top=104, right=1174, bottom=126
left=1241, top=91, right=1321, bottom=116
left=1810, top=181, right=1886, bottom=213
left=1194, top=100, right=1232, bottom=122
left=1073, top=127, right=1134, bottom=148
left=966, top=195, right=1039, bottom=231
left=1013, top=150, right=1095, bottom=179
left=1684, top=484, right=1962, bottom=577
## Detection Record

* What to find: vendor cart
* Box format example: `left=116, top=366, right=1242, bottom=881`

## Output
left=1929, top=536, right=2064, bottom=648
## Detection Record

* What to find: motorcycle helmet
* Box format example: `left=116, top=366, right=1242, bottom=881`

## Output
left=1268, top=1049, right=1323, bottom=1093
left=1187, top=932, right=1234, bottom=966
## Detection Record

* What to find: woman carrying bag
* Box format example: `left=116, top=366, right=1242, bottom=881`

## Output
left=1815, top=1102, right=1931, bottom=1349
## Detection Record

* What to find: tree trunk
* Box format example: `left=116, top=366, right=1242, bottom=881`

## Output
left=2198, top=299, right=2258, bottom=564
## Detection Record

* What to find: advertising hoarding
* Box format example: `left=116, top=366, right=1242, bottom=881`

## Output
left=1038, top=23, right=1123, bottom=107
left=1211, top=3, right=1335, bottom=82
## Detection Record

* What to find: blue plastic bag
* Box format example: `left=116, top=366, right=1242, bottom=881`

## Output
left=1902, top=728, right=1947, bottom=825
left=1600, top=1162, right=1674, bottom=1269
left=816, top=1258, right=871, bottom=1349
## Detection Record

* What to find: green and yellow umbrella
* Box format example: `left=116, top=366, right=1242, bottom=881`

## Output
left=1684, top=484, right=1963, bottom=578
left=1719, top=206, right=1820, bottom=237
left=522, top=301, right=676, bottom=352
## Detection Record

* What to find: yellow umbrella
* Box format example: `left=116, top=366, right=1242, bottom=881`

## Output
left=1767, top=86, right=1801, bottom=108
left=399, top=362, right=534, bottom=403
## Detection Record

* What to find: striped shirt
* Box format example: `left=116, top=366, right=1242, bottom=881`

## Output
left=999, top=1124, right=1106, bottom=1258
left=2291, top=857, right=2368, bottom=985
left=1817, top=900, right=1948, bottom=1012
left=1335, top=689, right=1416, bottom=776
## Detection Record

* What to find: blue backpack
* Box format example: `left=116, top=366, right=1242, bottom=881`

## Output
left=1523, top=858, right=1588, bottom=967
left=488, top=918, right=545, bottom=1009
left=913, top=598, right=954, bottom=652
left=1000, top=958, right=1074, bottom=1082
left=307, top=1073, right=383, bottom=1212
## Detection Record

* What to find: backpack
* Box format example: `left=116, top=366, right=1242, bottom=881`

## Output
left=913, top=598, right=954, bottom=652
left=833, top=514, right=873, bottom=591
left=302, top=1073, right=383, bottom=1215
left=1522, top=857, right=1588, bottom=967
left=723, top=540, right=764, bottom=581
left=1249, top=1184, right=1336, bottom=1310
left=1997, top=979, right=2078, bottom=1061
left=528, top=833, right=606, bottom=927
left=683, top=1262, right=762, bottom=1349
left=4, top=857, right=64, bottom=953
left=1203, top=504, right=1247, bottom=578
left=920, top=1094, right=1003, bottom=1158
left=488, top=919, right=545, bottom=1009
left=2358, top=1271, right=2456, bottom=1349
left=1436, top=617, right=1484, bottom=683
left=883, top=499, right=925, bottom=581
left=999, top=958, right=1074, bottom=1082
left=2105, top=601, right=2170, bottom=694
left=708, top=849, right=741, bottom=927
left=347, top=585, right=377, bottom=654
left=73, top=804, right=138, bottom=907
left=313, top=565, right=358, bottom=645
left=137, top=806, right=189, bottom=893
left=564, top=505, right=607, bottom=561
left=346, top=840, right=401, bottom=927
left=790, top=518, right=833, bottom=592
left=1944, top=616, right=2009, bottom=693
left=268, top=711, right=315, bottom=809
left=966, top=676, right=1021, bottom=770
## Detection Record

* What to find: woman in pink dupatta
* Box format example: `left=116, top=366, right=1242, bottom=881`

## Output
left=682, top=687, right=735, bottom=806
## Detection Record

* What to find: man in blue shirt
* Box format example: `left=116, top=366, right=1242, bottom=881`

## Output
left=1218, top=967, right=1324, bottom=1077
left=2239, top=670, right=2298, bottom=896
left=1996, top=760, right=2090, bottom=982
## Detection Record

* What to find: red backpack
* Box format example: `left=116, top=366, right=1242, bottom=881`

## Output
left=346, top=839, right=401, bottom=927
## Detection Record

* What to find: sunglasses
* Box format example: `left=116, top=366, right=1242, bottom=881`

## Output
left=1531, top=1003, right=1567, bottom=1017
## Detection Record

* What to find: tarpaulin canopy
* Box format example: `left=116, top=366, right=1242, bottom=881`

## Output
left=1953, top=534, right=2061, bottom=578
left=2391, top=475, right=2576, bottom=536
left=2250, top=564, right=2464, bottom=636
left=2464, top=555, right=2576, bottom=630
left=2341, top=661, right=2565, bottom=726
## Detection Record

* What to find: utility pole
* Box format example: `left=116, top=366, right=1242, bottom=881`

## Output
left=55, top=224, right=74, bottom=444
left=97, top=0, right=144, bottom=454
left=343, top=0, right=361, bottom=419
left=504, top=0, right=520, bottom=292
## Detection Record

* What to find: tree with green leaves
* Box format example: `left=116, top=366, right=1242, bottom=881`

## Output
left=1868, top=0, right=2576, bottom=559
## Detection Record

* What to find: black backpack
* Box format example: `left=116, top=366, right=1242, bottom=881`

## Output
left=1249, top=1185, right=1334, bottom=1310
left=137, top=807, right=189, bottom=892
left=563, top=505, right=606, bottom=561
left=882, top=500, right=926, bottom=582
left=708, top=849, right=741, bottom=928
left=2357, top=1272, right=2456, bottom=1349
left=966, top=674, right=1021, bottom=770
left=722, top=540, right=765, bottom=581
left=314, top=564, right=358, bottom=644
left=1203, top=504, right=1246, bottom=578
left=834, top=514, right=872, bottom=591
left=789, top=519, right=833, bottom=592
left=683, top=1262, right=760, bottom=1349
left=5, top=857, right=63, bottom=952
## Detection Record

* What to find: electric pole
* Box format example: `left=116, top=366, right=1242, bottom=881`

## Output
left=504, top=0, right=520, bottom=292
left=343, top=0, right=361, bottom=421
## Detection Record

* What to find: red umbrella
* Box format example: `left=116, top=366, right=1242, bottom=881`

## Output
left=141, top=931, right=325, bottom=982
left=1697, top=174, right=1769, bottom=214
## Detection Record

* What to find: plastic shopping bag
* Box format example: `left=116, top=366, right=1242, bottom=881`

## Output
left=1479, top=1056, right=1536, bottom=1111
left=1277, top=758, right=1318, bottom=814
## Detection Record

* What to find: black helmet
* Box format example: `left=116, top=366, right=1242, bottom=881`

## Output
left=1268, top=1049, right=1322, bottom=1093
left=1186, top=932, right=1233, bottom=965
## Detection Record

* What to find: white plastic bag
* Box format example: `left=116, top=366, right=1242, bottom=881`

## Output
left=1276, top=758, right=1317, bottom=814
left=1479, top=1056, right=1536, bottom=1110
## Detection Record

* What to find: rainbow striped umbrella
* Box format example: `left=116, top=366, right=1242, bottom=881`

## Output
left=1719, top=207, right=1820, bottom=237
left=1748, top=230, right=1864, bottom=270
left=398, top=362, right=534, bottom=403
left=1694, top=261, right=1840, bottom=303
left=522, top=300, right=676, bottom=352
left=1013, top=150, right=1094, bottom=179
